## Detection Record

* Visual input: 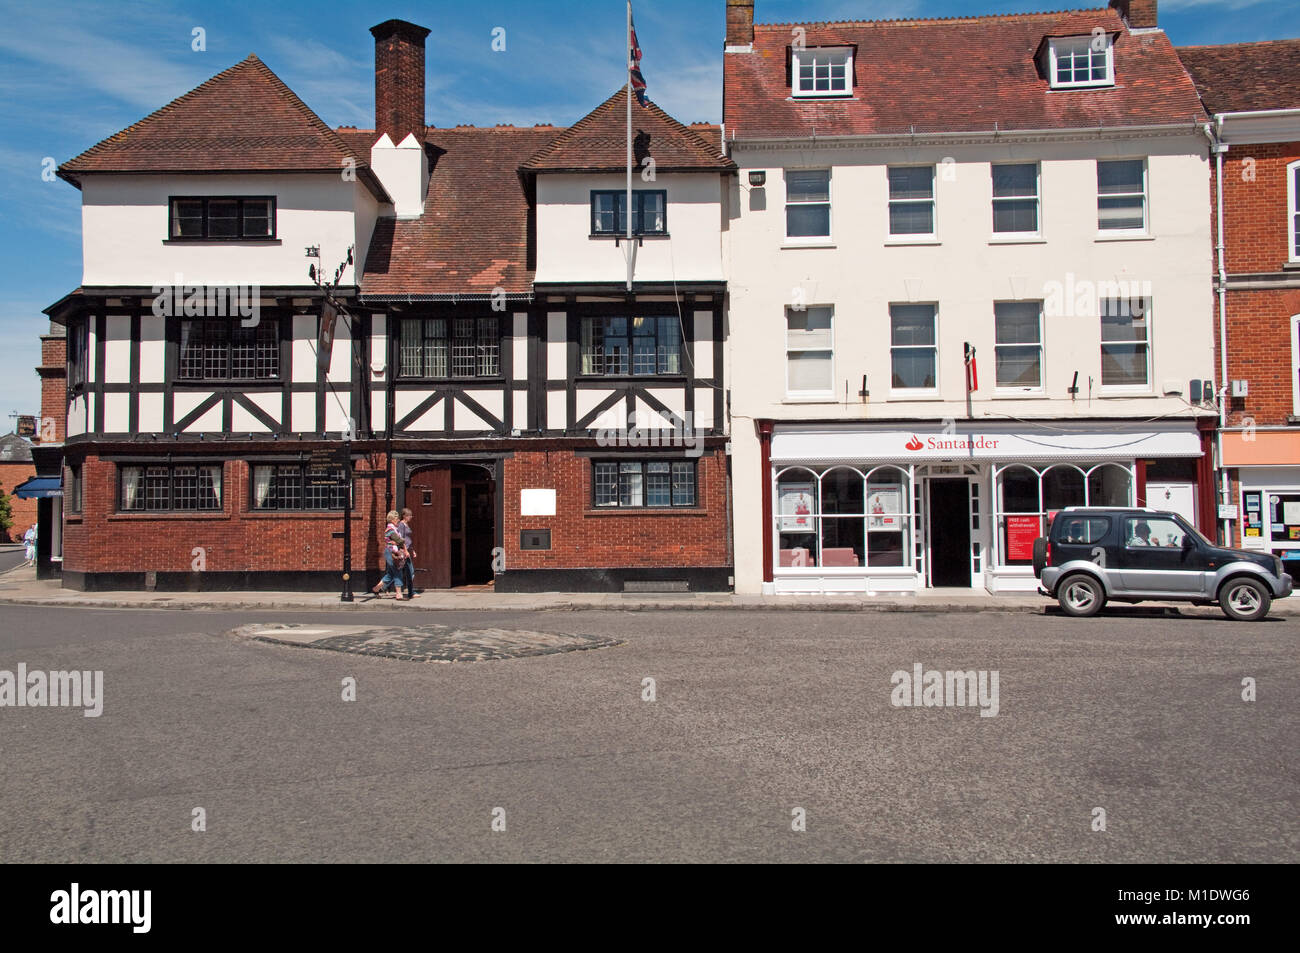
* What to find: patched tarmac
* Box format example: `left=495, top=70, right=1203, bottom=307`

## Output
left=228, top=622, right=623, bottom=661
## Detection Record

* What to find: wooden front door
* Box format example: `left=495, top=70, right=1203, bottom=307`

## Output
left=405, top=466, right=451, bottom=590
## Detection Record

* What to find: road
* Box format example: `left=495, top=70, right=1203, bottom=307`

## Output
left=0, top=546, right=28, bottom=575
left=0, top=604, right=1295, bottom=862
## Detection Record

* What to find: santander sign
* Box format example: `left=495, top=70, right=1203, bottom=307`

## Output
left=905, top=434, right=1000, bottom=452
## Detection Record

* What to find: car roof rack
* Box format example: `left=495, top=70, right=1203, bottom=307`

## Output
left=1060, top=506, right=1158, bottom=512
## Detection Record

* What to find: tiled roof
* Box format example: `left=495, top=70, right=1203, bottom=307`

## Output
left=360, top=126, right=563, bottom=296
left=1177, top=40, right=1300, bottom=114
left=724, top=8, right=1207, bottom=139
left=60, top=55, right=371, bottom=183
left=0, top=433, right=34, bottom=463
left=520, top=87, right=734, bottom=172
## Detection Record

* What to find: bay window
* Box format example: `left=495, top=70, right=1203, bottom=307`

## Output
left=775, top=465, right=911, bottom=569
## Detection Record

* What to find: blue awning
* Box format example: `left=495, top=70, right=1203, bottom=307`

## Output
left=13, top=476, right=62, bottom=499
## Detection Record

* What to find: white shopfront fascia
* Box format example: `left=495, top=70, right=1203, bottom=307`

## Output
left=770, top=425, right=1203, bottom=465
left=768, top=422, right=1203, bottom=596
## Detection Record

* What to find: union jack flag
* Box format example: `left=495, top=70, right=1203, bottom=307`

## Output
left=629, top=6, right=647, bottom=105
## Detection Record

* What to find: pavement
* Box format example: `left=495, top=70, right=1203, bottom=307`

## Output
left=1, top=562, right=1297, bottom=617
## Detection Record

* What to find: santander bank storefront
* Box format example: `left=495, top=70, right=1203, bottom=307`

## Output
left=759, top=420, right=1212, bottom=595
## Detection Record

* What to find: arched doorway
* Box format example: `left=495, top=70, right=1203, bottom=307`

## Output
left=405, top=462, right=497, bottom=588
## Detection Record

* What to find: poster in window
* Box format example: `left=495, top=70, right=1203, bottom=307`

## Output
left=778, top=483, right=815, bottom=532
left=1284, top=501, right=1300, bottom=524
left=867, top=485, right=902, bottom=529
left=1005, top=515, right=1041, bottom=561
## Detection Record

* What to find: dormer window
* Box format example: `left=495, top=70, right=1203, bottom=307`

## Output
left=1048, top=36, right=1114, bottom=89
left=792, top=47, right=852, bottom=97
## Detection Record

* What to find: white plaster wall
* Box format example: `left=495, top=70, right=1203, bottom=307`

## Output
left=725, top=134, right=1216, bottom=593
left=80, top=173, right=371, bottom=287
left=535, top=173, right=725, bottom=283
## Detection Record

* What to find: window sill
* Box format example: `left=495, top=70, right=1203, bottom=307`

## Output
left=780, top=241, right=835, bottom=249
left=992, top=390, right=1045, bottom=398
left=988, top=236, right=1045, bottom=245
left=589, top=233, right=670, bottom=241
left=244, top=510, right=358, bottom=519
left=887, top=392, right=941, bottom=400
left=175, top=379, right=286, bottom=386
left=1283, top=260, right=1300, bottom=270
left=1094, top=232, right=1154, bottom=242
left=783, top=395, right=838, bottom=404
left=884, top=238, right=940, bottom=246
left=163, top=239, right=281, bottom=245
left=789, top=93, right=854, bottom=100
left=65, top=515, right=83, bottom=524
left=395, top=377, right=506, bottom=384
left=108, top=512, right=231, bottom=520
left=577, top=374, right=687, bottom=383
left=1097, top=389, right=1156, bottom=398
left=584, top=507, right=709, bottom=517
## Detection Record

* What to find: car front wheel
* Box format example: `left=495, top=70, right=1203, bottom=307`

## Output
left=1219, top=577, right=1272, bottom=622
left=1058, top=573, right=1105, bottom=618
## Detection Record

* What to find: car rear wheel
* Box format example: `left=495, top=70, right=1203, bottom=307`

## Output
left=1058, top=573, right=1105, bottom=617
left=1219, top=577, right=1271, bottom=622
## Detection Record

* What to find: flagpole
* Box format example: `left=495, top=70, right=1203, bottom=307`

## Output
left=626, top=0, right=633, bottom=292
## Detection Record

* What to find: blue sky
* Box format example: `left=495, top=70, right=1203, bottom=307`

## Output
left=1, top=0, right=1297, bottom=422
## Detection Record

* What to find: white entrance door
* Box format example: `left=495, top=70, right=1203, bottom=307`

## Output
left=1146, top=482, right=1196, bottom=525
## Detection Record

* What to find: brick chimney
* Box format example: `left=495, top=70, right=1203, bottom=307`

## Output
left=1109, top=0, right=1158, bottom=29
left=37, top=323, right=66, bottom=445
left=726, top=0, right=754, bottom=49
left=371, top=19, right=430, bottom=145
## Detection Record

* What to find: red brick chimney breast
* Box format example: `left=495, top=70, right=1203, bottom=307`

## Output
left=1109, top=0, right=1158, bottom=29
left=726, top=0, right=754, bottom=48
left=371, top=19, right=431, bottom=144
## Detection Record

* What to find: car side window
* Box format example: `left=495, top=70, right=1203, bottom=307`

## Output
left=1125, top=517, right=1184, bottom=548
left=1058, top=517, right=1109, bottom=544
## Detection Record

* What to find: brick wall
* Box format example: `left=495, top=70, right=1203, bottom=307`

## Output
left=1220, top=288, right=1300, bottom=426
left=63, top=454, right=391, bottom=576
left=1211, top=142, right=1300, bottom=427
left=1216, top=142, right=1300, bottom=274
left=503, top=448, right=731, bottom=571
left=0, top=463, right=38, bottom=541
left=37, top=334, right=66, bottom=444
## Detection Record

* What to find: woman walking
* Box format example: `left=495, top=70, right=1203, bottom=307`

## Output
left=371, top=510, right=407, bottom=600
left=399, top=508, right=419, bottom=598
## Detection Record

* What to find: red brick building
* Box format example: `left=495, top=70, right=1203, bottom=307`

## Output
left=1179, top=40, right=1300, bottom=576
left=0, top=434, right=37, bottom=542
left=43, top=19, right=735, bottom=593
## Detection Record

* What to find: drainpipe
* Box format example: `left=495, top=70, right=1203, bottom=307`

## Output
left=1205, top=119, right=1230, bottom=545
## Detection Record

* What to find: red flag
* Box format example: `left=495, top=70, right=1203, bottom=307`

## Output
left=964, top=342, right=978, bottom=392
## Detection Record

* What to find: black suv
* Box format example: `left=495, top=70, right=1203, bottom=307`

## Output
left=1033, top=507, right=1293, bottom=621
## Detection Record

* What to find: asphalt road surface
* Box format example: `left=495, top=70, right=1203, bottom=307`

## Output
left=0, top=604, right=1295, bottom=862
left=0, top=547, right=29, bottom=575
